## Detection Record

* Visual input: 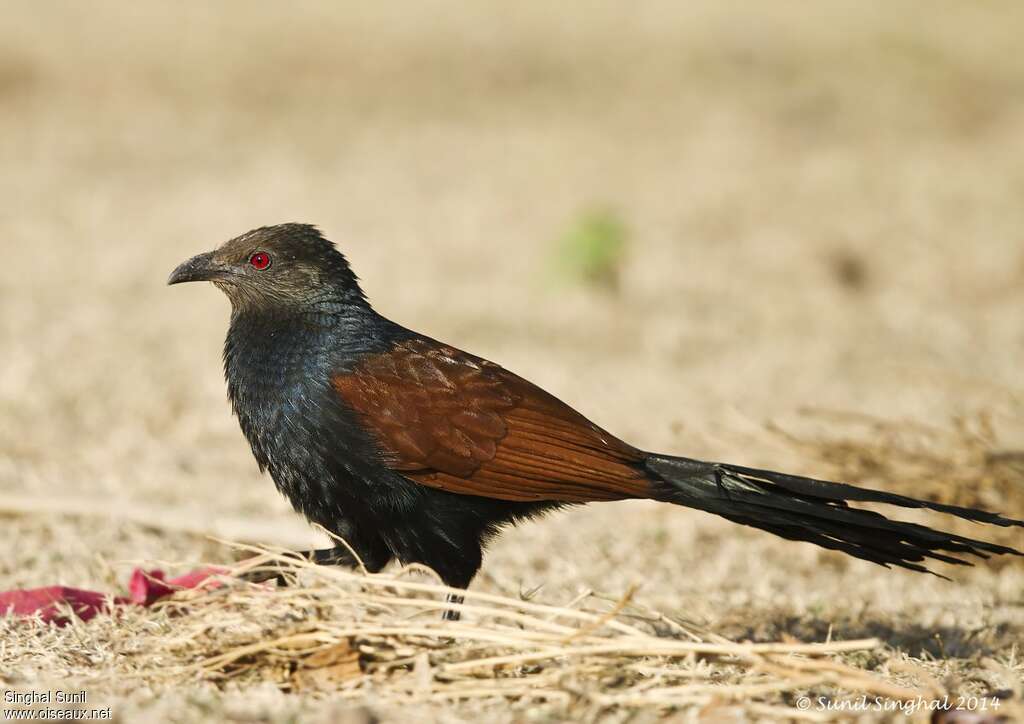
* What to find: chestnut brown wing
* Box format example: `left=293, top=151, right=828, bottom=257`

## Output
left=332, top=338, right=651, bottom=502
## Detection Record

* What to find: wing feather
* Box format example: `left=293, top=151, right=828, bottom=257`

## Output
left=332, top=338, right=649, bottom=502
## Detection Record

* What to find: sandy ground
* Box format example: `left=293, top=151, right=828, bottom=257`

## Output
left=1, top=2, right=1022, bottom=721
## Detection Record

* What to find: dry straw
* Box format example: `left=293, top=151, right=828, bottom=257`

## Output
left=4, top=540, right=1022, bottom=721
left=122, top=544, right=952, bottom=715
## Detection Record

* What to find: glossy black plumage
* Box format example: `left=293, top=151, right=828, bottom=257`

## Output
left=221, top=304, right=560, bottom=588
left=169, top=224, right=1024, bottom=610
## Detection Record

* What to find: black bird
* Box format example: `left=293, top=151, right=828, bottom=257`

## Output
left=169, top=224, right=1022, bottom=618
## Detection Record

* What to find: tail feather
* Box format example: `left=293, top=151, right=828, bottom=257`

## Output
left=646, top=455, right=1023, bottom=575
left=722, top=462, right=1022, bottom=526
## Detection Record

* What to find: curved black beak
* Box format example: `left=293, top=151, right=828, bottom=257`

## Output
left=168, top=251, right=224, bottom=285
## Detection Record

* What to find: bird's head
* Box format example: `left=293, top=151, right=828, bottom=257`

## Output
left=168, top=224, right=366, bottom=312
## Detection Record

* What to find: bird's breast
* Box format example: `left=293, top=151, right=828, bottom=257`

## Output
left=221, top=314, right=402, bottom=526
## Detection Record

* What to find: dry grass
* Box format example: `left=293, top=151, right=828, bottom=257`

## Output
left=774, top=410, right=1024, bottom=563
left=2, top=1, right=1023, bottom=721
left=3, top=547, right=1021, bottom=722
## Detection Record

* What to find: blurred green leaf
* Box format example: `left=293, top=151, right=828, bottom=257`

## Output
left=554, top=208, right=628, bottom=291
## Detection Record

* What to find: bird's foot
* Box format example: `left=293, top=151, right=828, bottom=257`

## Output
left=236, top=548, right=345, bottom=585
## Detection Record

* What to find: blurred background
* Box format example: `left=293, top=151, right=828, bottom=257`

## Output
left=1, top=0, right=1022, bottom=646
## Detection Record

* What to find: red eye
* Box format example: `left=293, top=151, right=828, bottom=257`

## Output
left=249, top=252, right=271, bottom=270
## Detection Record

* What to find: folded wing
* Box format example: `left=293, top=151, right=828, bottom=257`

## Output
left=332, top=338, right=650, bottom=502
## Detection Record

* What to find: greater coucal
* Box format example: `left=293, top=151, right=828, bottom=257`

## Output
left=169, top=224, right=1023, bottom=618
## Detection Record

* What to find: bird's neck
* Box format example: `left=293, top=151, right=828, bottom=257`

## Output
left=224, top=304, right=388, bottom=382
left=225, top=307, right=369, bottom=450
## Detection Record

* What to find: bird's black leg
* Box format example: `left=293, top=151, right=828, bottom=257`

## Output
left=377, top=513, right=483, bottom=621
left=240, top=547, right=352, bottom=584
left=241, top=522, right=393, bottom=584
left=442, top=593, right=465, bottom=621
left=306, top=547, right=360, bottom=566
left=432, top=548, right=479, bottom=622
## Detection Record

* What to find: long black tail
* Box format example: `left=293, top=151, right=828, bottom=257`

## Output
left=646, top=455, right=1023, bottom=576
